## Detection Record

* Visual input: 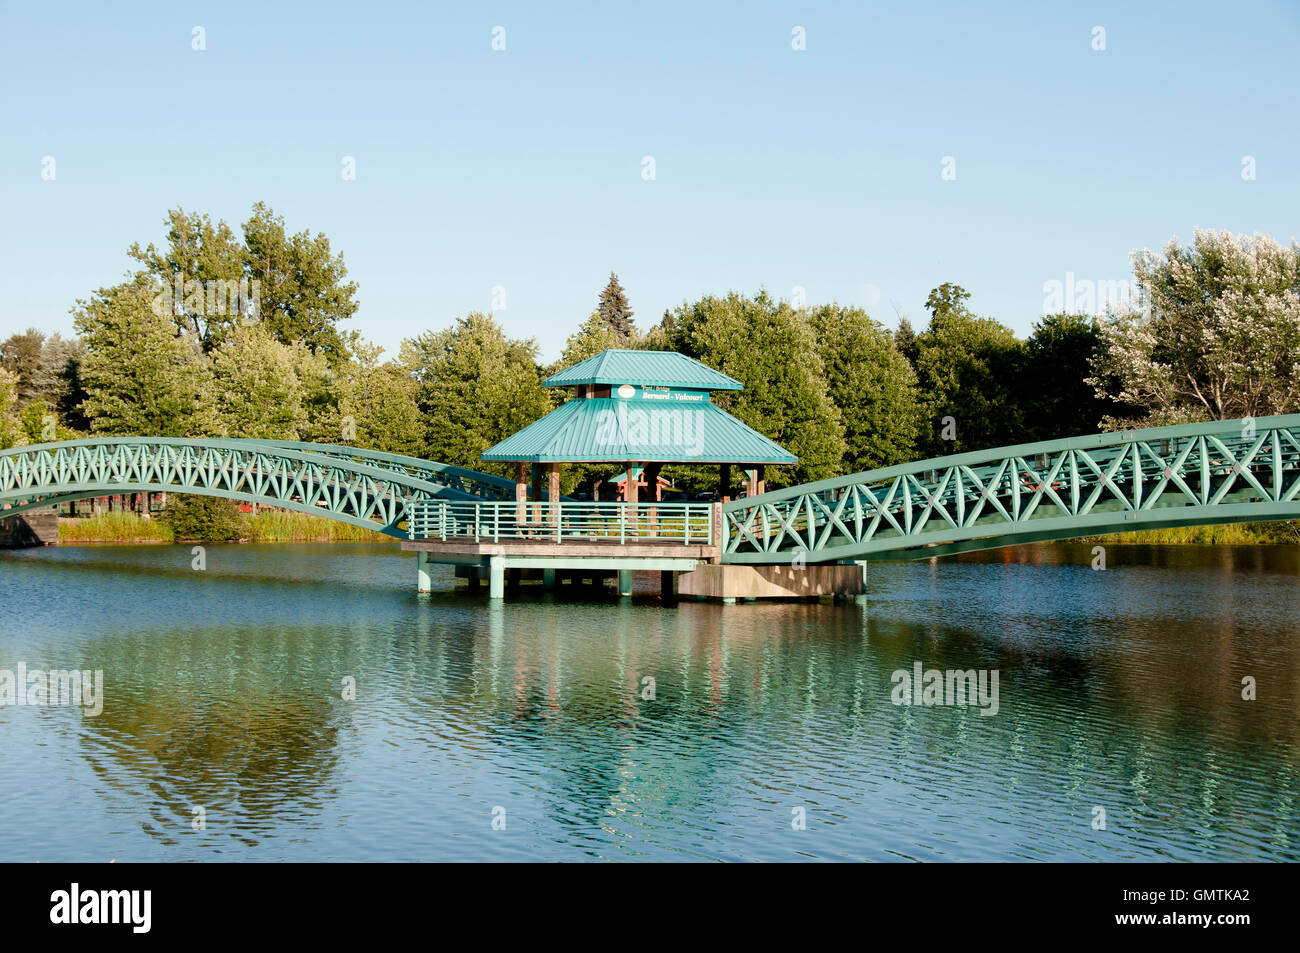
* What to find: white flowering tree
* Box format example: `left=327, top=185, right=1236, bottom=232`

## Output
left=1090, top=229, right=1300, bottom=428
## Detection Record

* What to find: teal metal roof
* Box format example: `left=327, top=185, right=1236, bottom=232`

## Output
left=543, top=349, right=743, bottom=390
left=481, top=397, right=796, bottom=465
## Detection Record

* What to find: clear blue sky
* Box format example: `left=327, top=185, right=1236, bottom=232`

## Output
left=2, top=0, right=1296, bottom=362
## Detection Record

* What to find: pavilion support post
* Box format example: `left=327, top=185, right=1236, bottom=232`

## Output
left=719, top=464, right=732, bottom=503
left=547, top=462, right=561, bottom=534
left=515, top=462, right=528, bottom=526
left=416, top=551, right=432, bottom=593
left=756, top=464, right=766, bottom=497
left=489, top=554, right=506, bottom=599
left=530, top=464, right=543, bottom=524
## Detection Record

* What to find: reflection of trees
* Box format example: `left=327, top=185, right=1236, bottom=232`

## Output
left=78, top=623, right=351, bottom=847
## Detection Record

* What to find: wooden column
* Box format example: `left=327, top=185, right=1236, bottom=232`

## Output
left=515, top=461, right=528, bottom=528
left=547, top=462, right=561, bottom=533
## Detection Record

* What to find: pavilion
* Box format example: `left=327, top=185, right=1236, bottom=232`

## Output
left=480, top=349, right=796, bottom=506
left=400, top=349, right=805, bottom=600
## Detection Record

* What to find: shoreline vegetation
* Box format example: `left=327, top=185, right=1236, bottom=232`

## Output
left=58, top=510, right=390, bottom=544
left=55, top=510, right=1298, bottom=547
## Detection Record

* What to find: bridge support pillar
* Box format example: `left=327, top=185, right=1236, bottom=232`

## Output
left=618, top=570, right=633, bottom=597
left=489, top=554, right=506, bottom=599
left=543, top=568, right=556, bottom=590
left=416, top=551, right=432, bottom=593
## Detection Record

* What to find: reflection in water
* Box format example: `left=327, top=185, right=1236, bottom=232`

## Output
left=0, top=541, right=1295, bottom=860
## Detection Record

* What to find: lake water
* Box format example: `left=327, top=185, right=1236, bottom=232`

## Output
left=1, top=541, right=1296, bottom=861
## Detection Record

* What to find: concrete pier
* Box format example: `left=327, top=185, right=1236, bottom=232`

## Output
left=0, top=508, right=59, bottom=548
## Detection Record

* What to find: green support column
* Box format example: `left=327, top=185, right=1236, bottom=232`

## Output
left=618, top=570, right=633, bottom=597
left=543, top=568, right=557, bottom=590
left=489, top=554, right=506, bottom=599
left=416, top=551, right=432, bottom=593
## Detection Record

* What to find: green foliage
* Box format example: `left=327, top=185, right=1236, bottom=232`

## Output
left=667, top=291, right=846, bottom=486
left=1091, top=229, right=1300, bottom=426
left=893, top=316, right=918, bottom=365
left=0, top=367, right=24, bottom=449
left=330, top=340, right=424, bottom=455
left=73, top=281, right=219, bottom=437
left=925, top=283, right=972, bottom=319
left=1019, top=313, right=1109, bottom=440
left=208, top=324, right=313, bottom=439
left=912, top=298, right=1025, bottom=456
left=128, top=203, right=358, bottom=363
left=0, top=328, right=45, bottom=403
left=596, top=272, right=636, bottom=338
left=399, top=313, right=552, bottom=474
left=559, top=311, right=631, bottom=370
left=807, top=304, right=922, bottom=472
left=159, top=495, right=245, bottom=541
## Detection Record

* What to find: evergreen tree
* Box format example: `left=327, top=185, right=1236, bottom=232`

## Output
left=596, top=272, right=636, bottom=338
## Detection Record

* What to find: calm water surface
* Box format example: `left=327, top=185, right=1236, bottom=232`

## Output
left=1, top=541, right=1296, bottom=861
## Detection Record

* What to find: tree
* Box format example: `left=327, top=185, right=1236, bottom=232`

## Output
left=73, top=281, right=219, bottom=437
left=894, top=315, right=918, bottom=365
left=912, top=293, right=1024, bottom=456
left=559, top=311, right=632, bottom=370
left=330, top=340, right=424, bottom=455
left=1019, top=313, right=1109, bottom=440
left=596, top=272, right=636, bottom=338
left=242, top=202, right=358, bottom=364
left=399, top=313, right=551, bottom=472
left=160, top=496, right=244, bottom=541
left=0, top=367, right=23, bottom=449
left=667, top=291, right=846, bottom=486
left=925, top=282, right=972, bottom=319
left=129, top=203, right=358, bottom=363
left=31, top=333, right=87, bottom=431
left=807, top=304, right=923, bottom=472
left=0, top=328, right=45, bottom=403
left=128, top=208, right=247, bottom=349
left=208, top=324, right=311, bottom=439
left=1090, top=229, right=1300, bottom=426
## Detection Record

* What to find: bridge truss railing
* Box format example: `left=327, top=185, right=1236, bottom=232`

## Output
left=408, top=500, right=714, bottom=546
left=721, top=415, right=1300, bottom=563
left=0, top=437, right=491, bottom=537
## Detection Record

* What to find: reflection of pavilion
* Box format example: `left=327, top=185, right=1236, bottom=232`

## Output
left=404, top=350, right=857, bottom=600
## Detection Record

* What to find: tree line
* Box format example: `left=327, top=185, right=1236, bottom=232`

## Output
left=3, top=207, right=1297, bottom=495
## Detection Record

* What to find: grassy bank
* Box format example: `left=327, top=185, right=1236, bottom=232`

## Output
left=59, top=509, right=390, bottom=543
left=1078, top=521, right=1300, bottom=546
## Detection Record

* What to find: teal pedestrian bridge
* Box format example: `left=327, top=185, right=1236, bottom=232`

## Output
left=3, top=414, right=1297, bottom=600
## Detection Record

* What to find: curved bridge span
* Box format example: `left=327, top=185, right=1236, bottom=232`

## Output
left=0, top=437, right=517, bottom=538
left=5, top=416, right=1298, bottom=556
left=721, top=414, right=1300, bottom=564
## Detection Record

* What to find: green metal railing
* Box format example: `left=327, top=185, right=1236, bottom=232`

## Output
left=722, top=414, right=1300, bottom=563
left=407, top=500, right=714, bottom=545
left=0, top=437, right=494, bottom=538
